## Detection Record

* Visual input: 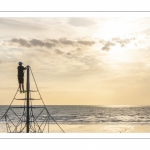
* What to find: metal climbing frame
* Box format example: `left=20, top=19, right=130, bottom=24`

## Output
left=0, top=66, right=65, bottom=133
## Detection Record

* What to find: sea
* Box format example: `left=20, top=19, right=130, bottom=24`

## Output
left=1, top=105, right=150, bottom=125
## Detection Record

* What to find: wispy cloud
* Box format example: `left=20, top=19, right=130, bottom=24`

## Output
left=55, top=49, right=64, bottom=55
left=68, top=18, right=97, bottom=27
left=10, top=38, right=55, bottom=48
left=102, top=41, right=116, bottom=51
left=77, top=40, right=95, bottom=46
left=11, top=38, right=31, bottom=47
left=0, top=18, right=43, bottom=30
left=9, top=38, right=96, bottom=48
left=112, top=37, right=135, bottom=47
left=59, top=38, right=75, bottom=46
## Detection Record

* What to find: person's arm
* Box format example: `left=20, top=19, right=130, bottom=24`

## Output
left=23, top=66, right=27, bottom=70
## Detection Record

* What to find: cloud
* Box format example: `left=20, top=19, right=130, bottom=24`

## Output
left=102, top=41, right=116, bottom=51
left=112, top=37, right=136, bottom=47
left=48, top=39, right=59, bottom=44
left=11, top=38, right=31, bottom=47
left=30, top=39, right=55, bottom=48
left=59, top=38, right=75, bottom=46
left=77, top=48, right=81, bottom=51
left=10, top=38, right=55, bottom=48
left=67, top=52, right=71, bottom=55
left=99, top=39, right=106, bottom=45
left=10, top=38, right=96, bottom=49
left=68, top=18, right=96, bottom=27
left=0, top=18, right=43, bottom=31
left=100, top=37, right=136, bottom=51
left=77, top=40, right=95, bottom=46
left=55, top=49, right=64, bottom=55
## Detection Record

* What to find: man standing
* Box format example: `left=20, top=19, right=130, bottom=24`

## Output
left=17, top=62, right=26, bottom=93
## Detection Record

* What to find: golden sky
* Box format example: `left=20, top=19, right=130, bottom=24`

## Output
left=1, top=17, right=150, bottom=105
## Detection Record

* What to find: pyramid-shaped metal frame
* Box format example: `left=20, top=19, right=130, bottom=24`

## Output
left=0, top=66, right=65, bottom=133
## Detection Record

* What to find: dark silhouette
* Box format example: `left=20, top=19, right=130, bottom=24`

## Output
left=17, top=62, right=26, bottom=93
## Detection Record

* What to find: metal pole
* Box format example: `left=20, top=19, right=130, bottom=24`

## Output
left=26, top=65, right=30, bottom=133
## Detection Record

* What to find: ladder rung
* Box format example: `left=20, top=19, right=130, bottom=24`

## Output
left=22, top=121, right=46, bottom=122
left=30, top=90, right=38, bottom=92
left=22, top=121, right=35, bottom=122
left=17, top=90, right=38, bottom=92
left=10, top=106, right=44, bottom=109
left=15, top=98, right=41, bottom=100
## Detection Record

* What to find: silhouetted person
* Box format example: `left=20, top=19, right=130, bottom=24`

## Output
left=17, top=62, right=26, bottom=93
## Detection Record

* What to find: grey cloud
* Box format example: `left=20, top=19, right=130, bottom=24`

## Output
left=112, top=37, right=135, bottom=47
left=59, top=38, right=75, bottom=46
left=30, top=39, right=55, bottom=48
left=11, top=38, right=31, bottom=47
left=10, top=38, right=55, bottom=48
left=78, top=40, right=95, bottom=46
left=77, top=48, right=81, bottom=51
left=48, top=39, right=59, bottom=44
left=30, top=39, right=45, bottom=46
left=102, top=41, right=116, bottom=51
left=10, top=38, right=96, bottom=49
left=99, top=39, right=106, bottom=44
left=101, top=37, right=135, bottom=51
left=55, top=49, right=64, bottom=55
left=67, top=52, right=71, bottom=55
left=9, top=38, right=97, bottom=63
left=68, top=18, right=96, bottom=27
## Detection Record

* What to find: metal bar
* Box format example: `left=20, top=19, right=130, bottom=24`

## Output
left=42, top=117, right=48, bottom=132
left=20, top=107, right=26, bottom=132
left=10, top=108, right=22, bottom=120
left=32, top=120, right=43, bottom=132
left=20, top=124, right=27, bottom=133
left=6, top=116, right=16, bottom=132
left=15, top=98, right=41, bottom=100
left=39, top=115, right=48, bottom=128
left=10, top=106, right=44, bottom=109
left=48, top=116, right=50, bottom=133
left=30, top=90, right=38, bottom=92
left=26, top=65, right=30, bottom=133
left=5, top=116, right=9, bottom=133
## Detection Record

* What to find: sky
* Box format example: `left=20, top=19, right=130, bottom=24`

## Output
left=1, top=17, right=150, bottom=105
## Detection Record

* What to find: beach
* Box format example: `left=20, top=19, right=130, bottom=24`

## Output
left=1, top=123, right=150, bottom=133
left=1, top=105, right=150, bottom=133
left=47, top=124, right=150, bottom=133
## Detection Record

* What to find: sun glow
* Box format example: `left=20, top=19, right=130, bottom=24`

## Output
left=108, top=45, right=130, bottom=62
left=95, top=18, right=134, bottom=40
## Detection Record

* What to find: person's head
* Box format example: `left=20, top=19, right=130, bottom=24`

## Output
left=18, top=62, right=23, bottom=66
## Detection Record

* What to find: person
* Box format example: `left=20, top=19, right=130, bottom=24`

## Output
left=17, top=62, right=26, bottom=93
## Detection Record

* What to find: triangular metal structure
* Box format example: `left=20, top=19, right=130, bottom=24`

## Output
left=0, top=66, right=65, bottom=133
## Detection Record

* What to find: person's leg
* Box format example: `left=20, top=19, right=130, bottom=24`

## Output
left=22, top=77, right=26, bottom=93
left=18, top=76, right=22, bottom=92
left=22, top=83, right=24, bottom=91
left=19, top=83, right=22, bottom=92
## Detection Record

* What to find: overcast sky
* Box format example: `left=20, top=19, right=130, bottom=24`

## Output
left=1, top=17, right=150, bottom=105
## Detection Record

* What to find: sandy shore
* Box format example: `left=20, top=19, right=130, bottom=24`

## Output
left=48, top=124, right=150, bottom=133
left=1, top=123, right=150, bottom=133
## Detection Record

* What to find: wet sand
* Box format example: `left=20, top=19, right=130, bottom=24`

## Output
left=1, top=123, right=150, bottom=133
left=48, top=124, right=150, bottom=133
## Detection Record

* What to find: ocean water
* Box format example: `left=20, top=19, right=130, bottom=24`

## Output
left=1, top=105, right=150, bottom=124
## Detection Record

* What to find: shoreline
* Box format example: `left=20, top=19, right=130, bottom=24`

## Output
left=1, top=123, right=150, bottom=133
